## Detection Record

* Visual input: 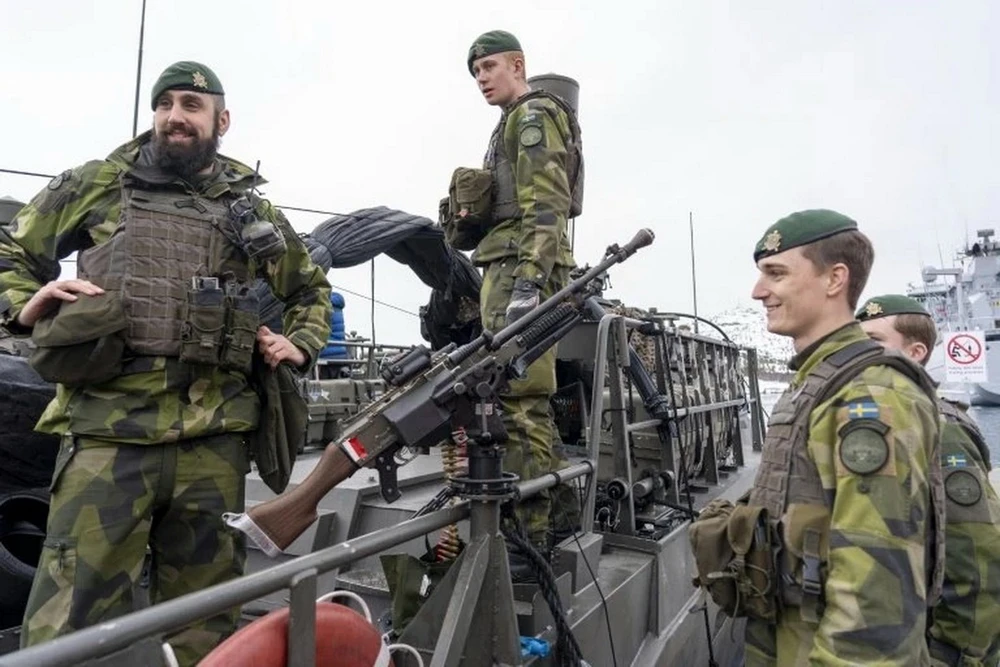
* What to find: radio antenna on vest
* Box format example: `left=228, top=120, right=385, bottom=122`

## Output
left=249, top=160, right=261, bottom=197
left=130, top=0, right=148, bottom=138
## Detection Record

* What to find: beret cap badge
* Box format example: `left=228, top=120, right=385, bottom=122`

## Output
left=864, top=302, right=884, bottom=317
left=762, top=230, right=782, bottom=253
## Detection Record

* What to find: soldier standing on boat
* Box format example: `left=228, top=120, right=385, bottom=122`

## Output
left=857, top=294, right=1000, bottom=666
left=451, top=30, right=584, bottom=575
left=0, top=61, right=331, bottom=665
left=690, top=210, right=945, bottom=665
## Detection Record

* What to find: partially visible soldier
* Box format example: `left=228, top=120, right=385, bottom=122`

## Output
left=0, top=61, right=331, bottom=665
left=691, top=210, right=944, bottom=665
left=857, top=294, right=1000, bottom=666
left=461, top=30, right=584, bottom=570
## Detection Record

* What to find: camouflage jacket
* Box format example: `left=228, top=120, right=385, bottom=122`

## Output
left=746, top=323, right=940, bottom=666
left=473, top=92, right=576, bottom=282
left=0, top=132, right=331, bottom=444
left=929, top=399, right=1000, bottom=665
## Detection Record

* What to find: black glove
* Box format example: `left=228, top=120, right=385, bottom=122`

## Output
left=505, top=278, right=541, bottom=326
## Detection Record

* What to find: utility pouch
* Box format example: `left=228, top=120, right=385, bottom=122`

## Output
left=179, top=277, right=226, bottom=366
left=220, top=283, right=259, bottom=375
left=30, top=291, right=127, bottom=386
left=689, top=498, right=778, bottom=622
left=443, top=167, right=493, bottom=251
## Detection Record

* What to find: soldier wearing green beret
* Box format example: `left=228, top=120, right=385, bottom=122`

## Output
left=692, top=210, right=945, bottom=665
left=455, top=30, right=584, bottom=576
left=0, top=61, right=331, bottom=664
left=858, top=294, right=1000, bottom=666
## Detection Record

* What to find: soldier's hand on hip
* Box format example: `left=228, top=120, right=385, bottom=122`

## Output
left=505, top=278, right=541, bottom=327
left=17, top=279, right=105, bottom=327
left=256, top=325, right=306, bottom=369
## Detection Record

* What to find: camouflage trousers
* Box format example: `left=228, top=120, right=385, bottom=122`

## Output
left=22, top=432, right=250, bottom=667
left=481, top=258, right=581, bottom=546
left=745, top=609, right=933, bottom=666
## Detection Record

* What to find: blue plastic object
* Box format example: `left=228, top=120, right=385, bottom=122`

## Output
left=520, top=636, right=550, bottom=658
left=319, top=292, right=348, bottom=359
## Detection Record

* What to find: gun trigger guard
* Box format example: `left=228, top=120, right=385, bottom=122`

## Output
left=374, top=452, right=401, bottom=503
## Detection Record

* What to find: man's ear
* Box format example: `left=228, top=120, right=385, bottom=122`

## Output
left=826, top=262, right=849, bottom=299
left=217, top=109, right=231, bottom=137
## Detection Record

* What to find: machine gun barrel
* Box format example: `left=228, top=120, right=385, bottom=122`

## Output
left=226, top=229, right=655, bottom=556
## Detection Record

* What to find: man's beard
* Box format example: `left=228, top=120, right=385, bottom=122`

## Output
left=151, top=122, right=220, bottom=181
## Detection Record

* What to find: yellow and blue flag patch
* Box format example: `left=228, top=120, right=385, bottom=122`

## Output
left=846, top=398, right=880, bottom=421
left=944, top=453, right=968, bottom=468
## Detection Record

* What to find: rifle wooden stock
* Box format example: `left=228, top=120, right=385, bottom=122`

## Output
left=247, top=442, right=357, bottom=551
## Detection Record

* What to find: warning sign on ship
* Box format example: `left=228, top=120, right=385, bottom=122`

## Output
left=944, top=331, right=988, bottom=383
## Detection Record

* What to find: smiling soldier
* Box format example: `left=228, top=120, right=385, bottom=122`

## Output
left=0, top=61, right=331, bottom=665
left=689, top=210, right=945, bottom=665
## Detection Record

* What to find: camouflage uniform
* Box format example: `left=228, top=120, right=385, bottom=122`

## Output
left=0, top=132, right=331, bottom=664
left=475, top=92, right=578, bottom=545
left=929, top=399, right=1000, bottom=667
left=746, top=323, right=941, bottom=666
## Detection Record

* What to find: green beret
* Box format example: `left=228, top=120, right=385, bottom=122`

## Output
left=468, top=30, right=522, bottom=75
left=856, top=294, right=930, bottom=321
left=753, top=209, right=858, bottom=262
left=150, top=61, right=225, bottom=110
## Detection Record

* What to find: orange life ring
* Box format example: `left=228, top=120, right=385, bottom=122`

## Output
left=198, top=602, right=394, bottom=666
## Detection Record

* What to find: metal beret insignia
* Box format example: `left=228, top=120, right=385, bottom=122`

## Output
left=473, top=43, right=487, bottom=57
left=192, top=71, right=209, bottom=89
left=519, top=125, right=543, bottom=147
left=838, top=420, right=889, bottom=475
left=762, top=230, right=781, bottom=253
left=864, top=302, right=884, bottom=317
left=945, top=469, right=982, bottom=506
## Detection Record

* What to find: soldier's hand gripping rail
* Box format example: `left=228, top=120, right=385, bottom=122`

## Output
left=225, top=229, right=655, bottom=556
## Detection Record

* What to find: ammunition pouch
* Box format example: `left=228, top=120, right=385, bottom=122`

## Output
left=689, top=499, right=778, bottom=622
left=220, top=285, right=260, bottom=375
left=179, top=278, right=227, bottom=366
left=30, top=291, right=127, bottom=387
left=442, top=167, right=494, bottom=251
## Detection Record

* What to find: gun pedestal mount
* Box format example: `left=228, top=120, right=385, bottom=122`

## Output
left=395, top=392, right=523, bottom=667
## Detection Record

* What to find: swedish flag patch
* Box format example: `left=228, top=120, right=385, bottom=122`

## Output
left=845, top=398, right=880, bottom=420
left=944, top=453, right=968, bottom=468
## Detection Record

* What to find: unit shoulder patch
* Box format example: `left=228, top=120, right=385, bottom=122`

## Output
left=519, top=124, right=544, bottom=148
left=945, top=469, right=982, bottom=506
left=838, top=419, right=890, bottom=475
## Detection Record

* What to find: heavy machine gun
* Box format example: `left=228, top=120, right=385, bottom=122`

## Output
left=226, top=228, right=656, bottom=556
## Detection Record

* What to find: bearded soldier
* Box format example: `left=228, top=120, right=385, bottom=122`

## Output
left=457, top=30, right=584, bottom=573
left=690, top=210, right=944, bottom=665
left=857, top=294, right=1000, bottom=666
left=0, top=61, right=331, bottom=665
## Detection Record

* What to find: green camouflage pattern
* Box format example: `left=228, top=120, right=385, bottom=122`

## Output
left=21, top=433, right=249, bottom=667
left=0, top=131, right=331, bottom=443
left=746, top=323, right=941, bottom=666
left=928, top=411, right=1000, bottom=666
left=473, top=95, right=575, bottom=284
left=481, top=258, right=578, bottom=544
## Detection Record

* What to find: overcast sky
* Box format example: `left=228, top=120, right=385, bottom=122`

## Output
left=1, top=1, right=996, bottom=344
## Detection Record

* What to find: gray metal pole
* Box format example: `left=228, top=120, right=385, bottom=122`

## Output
left=689, top=211, right=699, bottom=334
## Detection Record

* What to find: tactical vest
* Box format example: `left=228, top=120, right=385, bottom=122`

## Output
left=749, top=339, right=946, bottom=619
left=937, top=397, right=991, bottom=468
left=485, top=89, right=584, bottom=223
left=77, top=181, right=252, bottom=358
